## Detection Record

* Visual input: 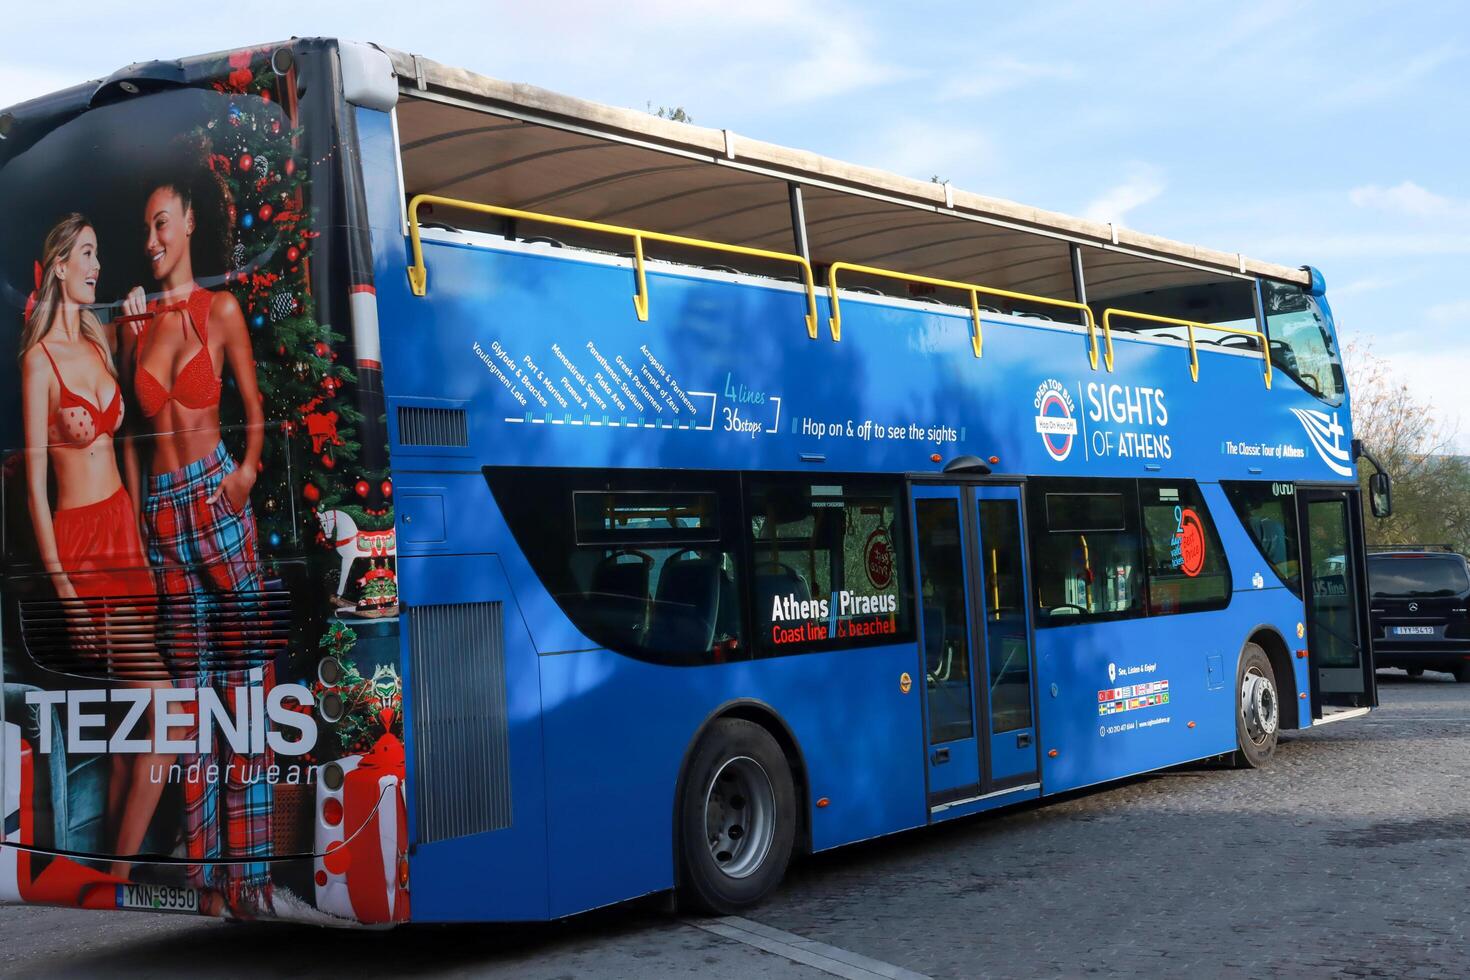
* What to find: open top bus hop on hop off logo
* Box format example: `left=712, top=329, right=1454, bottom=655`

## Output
left=1034, top=379, right=1078, bottom=462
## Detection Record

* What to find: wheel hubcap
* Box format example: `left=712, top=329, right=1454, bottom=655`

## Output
left=703, top=756, right=775, bottom=879
left=1240, top=667, right=1278, bottom=746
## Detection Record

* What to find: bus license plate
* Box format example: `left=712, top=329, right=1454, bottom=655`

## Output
left=118, top=883, right=201, bottom=914
left=1392, top=626, right=1436, bottom=636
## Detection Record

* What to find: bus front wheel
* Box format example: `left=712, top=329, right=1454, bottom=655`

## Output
left=1232, top=643, right=1280, bottom=769
left=678, top=718, right=796, bottom=914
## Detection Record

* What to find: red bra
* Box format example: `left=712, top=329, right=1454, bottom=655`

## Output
left=41, top=341, right=123, bottom=448
left=133, top=288, right=222, bottom=418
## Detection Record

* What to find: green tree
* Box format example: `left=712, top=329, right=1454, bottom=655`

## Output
left=1347, top=341, right=1470, bottom=553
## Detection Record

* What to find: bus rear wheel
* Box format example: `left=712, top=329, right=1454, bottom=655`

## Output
left=678, top=718, right=796, bottom=914
left=1232, top=643, right=1280, bottom=769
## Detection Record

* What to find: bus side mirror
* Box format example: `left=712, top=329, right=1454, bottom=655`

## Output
left=1368, top=471, right=1392, bottom=519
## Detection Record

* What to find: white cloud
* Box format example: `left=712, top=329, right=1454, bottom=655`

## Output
left=848, top=118, right=991, bottom=183
left=1349, top=181, right=1469, bottom=220
left=937, top=58, right=1077, bottom=101
left=1427, top=299, right=1470, bottom=325
left=1322, top=42, right=1462, bottom=107
left=1082, top=166, right=1164, bottom=225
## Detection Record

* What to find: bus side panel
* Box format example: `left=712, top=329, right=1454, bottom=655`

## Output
left=395, top=545, right=551, bottom=922
left=537, top=642, right=926, bottom=918
left=1036, top=590, right=1308, bottom=794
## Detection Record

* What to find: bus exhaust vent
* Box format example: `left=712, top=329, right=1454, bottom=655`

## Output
left=19, top=587, right=293, bottom=681
left=397, top=406, right=468, bottom=447
left=408, top=601, right=511, bottom=842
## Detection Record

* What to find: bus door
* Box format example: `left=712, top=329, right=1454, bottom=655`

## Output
left=1297, top=486, right=1377, bottom=707
left=973, top=486, right=1039, bottom=785
left=910, top=483, right=1039, bottom=806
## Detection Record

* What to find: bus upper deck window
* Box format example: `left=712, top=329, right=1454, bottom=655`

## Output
left=1262, top=280, right=1345, bottom=404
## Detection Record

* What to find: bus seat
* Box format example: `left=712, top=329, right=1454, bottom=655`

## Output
left=585, top=550, right=653, bottom=641
left=754, top=562, right=811, bottom=618
left=645, top=555, right=721, bottom=658
left=1251, top=516, right=1287, bottom=565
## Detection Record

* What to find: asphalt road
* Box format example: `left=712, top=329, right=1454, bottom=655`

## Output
left=4, top=669, right=1468, bottom=979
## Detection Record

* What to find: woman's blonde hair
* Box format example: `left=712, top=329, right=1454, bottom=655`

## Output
left=20, top=213, right=114, bottom=375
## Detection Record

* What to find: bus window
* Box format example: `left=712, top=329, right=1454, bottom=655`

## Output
left=1262, top=280, right=1344, bottom=404
left=746, top=477, right=912, bottom=656
left=1222, top=481, right=1303, bottom=596
left=486, top=468, right=747, bottom=665
left=1028, top=478, right=1145, bottom=625
left=1138, top=481, right=1230, bottom=615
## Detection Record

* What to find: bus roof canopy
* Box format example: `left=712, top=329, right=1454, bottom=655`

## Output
left=382, top=47, right=1311, bottom=289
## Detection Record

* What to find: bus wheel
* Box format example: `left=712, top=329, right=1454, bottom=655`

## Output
left=678, top=718, right=796, bottom=914
left=1232, top=643, right=1280, bottom=769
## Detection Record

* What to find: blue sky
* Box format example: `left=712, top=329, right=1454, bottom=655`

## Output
left=5, top=1, right=1466, bottom=447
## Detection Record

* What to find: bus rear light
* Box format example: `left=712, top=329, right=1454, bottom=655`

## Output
left=323, top=840, right=351, bottom=875
left=1296, top=649, right=1308, bottom=659
left=816, top=797, right=830, bottom=808
left=322, top=797, right=344, bottom=827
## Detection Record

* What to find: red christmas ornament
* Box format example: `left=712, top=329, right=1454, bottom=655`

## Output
left=314, top=342, right=329, bottom=357
left=321, top=453, right=336, bottom=469
left=303, top=482, right=321, bottom=503
left=261, top=91, right=272, bottom=103
left=354, top=480, right=370, bottom=499
left=287, top=246, right=300, bottom=263
left=381, top=480, right=393, bottom=498
left=285, top=158, right=295, bottom=176
left=258, top=204, right=274, bottom=223
left=239, top=153, right=253, bottom=172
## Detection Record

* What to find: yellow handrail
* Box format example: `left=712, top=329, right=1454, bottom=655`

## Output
left=825, top=262, right=1104, bottom=368
left=1099, top=309, right=1272, bottom=388
left=406, top=194, right=820, bottom=339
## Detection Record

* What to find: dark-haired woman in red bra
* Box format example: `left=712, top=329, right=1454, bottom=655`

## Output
left=20, top=213, right=171, bottom=879
left=120, top=178, right=270, bottom=911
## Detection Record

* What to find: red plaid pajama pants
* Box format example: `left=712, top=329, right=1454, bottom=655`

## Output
left=145, top=442, right=273, bottom=907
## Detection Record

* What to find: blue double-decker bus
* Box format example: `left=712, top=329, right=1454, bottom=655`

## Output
left=0, top=39, right=1380, bottom=927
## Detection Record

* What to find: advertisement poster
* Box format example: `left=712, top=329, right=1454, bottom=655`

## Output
left=0, top=44, right=403, bottom=923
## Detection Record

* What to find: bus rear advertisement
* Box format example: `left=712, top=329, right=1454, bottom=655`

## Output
left=0, top=39, right=1379, bottom=926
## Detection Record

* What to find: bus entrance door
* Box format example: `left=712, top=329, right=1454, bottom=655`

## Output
left=1298, top=487, right=1377, bottom=708
left=911, top=483, right=1039, bottom=810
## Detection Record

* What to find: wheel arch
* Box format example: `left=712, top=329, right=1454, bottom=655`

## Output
left=672, top=698, right=812, bottom=879
left=1244, top=625, right=1299, bottom=730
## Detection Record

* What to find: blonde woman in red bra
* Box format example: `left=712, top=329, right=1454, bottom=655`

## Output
left=20, top=213, right=171, bottom=879
left=120, top=175, right=272, bottom=911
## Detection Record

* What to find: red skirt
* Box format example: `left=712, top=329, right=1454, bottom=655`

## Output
left=53, top=487, right=156, bottom=600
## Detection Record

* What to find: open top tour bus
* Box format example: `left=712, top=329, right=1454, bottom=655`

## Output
left=0, top=39, right=1380, bottom=925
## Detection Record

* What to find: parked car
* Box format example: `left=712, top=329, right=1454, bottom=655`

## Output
left=1368, top=547, right=1470, bottom=680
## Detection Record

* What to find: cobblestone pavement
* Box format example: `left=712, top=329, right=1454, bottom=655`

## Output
left=3, top=670, right=1468, bottom=979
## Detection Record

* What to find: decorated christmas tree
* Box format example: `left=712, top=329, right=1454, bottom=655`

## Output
left=197, top=49, right=394, bottom=609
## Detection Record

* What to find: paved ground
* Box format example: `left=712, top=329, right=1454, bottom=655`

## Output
left=4, top=669, right=1469, bottom=979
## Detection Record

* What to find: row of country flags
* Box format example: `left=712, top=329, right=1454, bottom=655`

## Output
left=1098, top=679, right=1170, bottom=716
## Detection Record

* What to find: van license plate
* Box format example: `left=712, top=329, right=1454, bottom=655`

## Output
left=118, top=883, right=201, bottom=914
left=1392, top=626, right=1436, bottom=636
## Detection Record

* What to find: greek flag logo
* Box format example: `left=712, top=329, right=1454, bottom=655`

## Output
left=1289, top=408, right=1354, bottom=478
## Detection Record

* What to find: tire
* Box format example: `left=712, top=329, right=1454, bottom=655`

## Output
left=677, top=718, right=797, bottom=914
left=1232, top=643, right=1281, bottom=769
